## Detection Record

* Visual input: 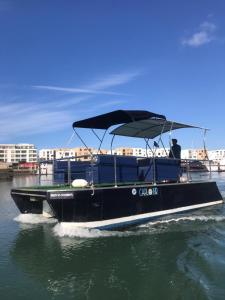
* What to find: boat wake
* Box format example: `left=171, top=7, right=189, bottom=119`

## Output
left=139, top=215, right=225, bottom=228
left=52, top=214, right=225, bottom=238
left=53, top=223, right=131, bottom=238
left=14, top=214, right=57, bottom=224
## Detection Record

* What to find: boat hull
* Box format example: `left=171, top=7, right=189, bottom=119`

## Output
left=46, top=181, right=223, bottom=229
left=58, top=200, right=223, bottom=230
left=11, top=181, right=223, bottom=229
left=11, top=190, right=46, bottom=214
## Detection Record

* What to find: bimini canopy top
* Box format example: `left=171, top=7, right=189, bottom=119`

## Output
left=110, top=118, right=202, bottom=139
left=73, top=110, right=166, bottom=129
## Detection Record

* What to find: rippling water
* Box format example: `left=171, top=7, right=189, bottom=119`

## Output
left=0, top=174, right=225, bottom=300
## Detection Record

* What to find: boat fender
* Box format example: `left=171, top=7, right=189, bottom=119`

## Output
left=71, top=179, right=89, bottom=188
left=179, top=176, right=187, bottom=183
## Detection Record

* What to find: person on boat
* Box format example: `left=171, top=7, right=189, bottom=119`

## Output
left=169, top=139, right=181, bottom=160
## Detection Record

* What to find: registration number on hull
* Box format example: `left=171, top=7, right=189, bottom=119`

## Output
left=132, top=187, right=158, bottom=197
left=49, top=192, right=74, bottom=199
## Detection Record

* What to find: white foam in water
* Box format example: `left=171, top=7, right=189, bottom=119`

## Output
left=14, top=214, right=57, bottom=224
left=53, top=214, right=225, bottom=238
left=52, top=214, right=225, bottom=238
left=139, top=215, right=225, bottom=228
left=53, top=223, right=131, bottom=238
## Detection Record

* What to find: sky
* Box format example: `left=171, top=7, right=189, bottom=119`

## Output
left=0, top=0, right=225, bottom=150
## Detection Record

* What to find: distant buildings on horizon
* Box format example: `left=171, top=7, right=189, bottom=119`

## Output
left=0, top=144, right=37, bottom=163
left=0, top=144, right=225, bottom=164
left=38, top=146, right=225, bottom=163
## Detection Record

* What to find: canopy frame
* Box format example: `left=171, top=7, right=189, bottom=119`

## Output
left=72, top=109, right=208, bottom=157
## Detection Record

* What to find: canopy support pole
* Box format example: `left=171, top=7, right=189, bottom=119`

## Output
left=144, top=138, right=154, bottom=157
left=203, top=128, right=211, bottom=179
left=158, top=120, right=168, bottom=156
left=91, top=129, right=107, bottom=154
left=110, top=135, right=116, bottom=155
left=73, top=128, right=93, bottom=157
left=168, top=121, right=175, bottom=158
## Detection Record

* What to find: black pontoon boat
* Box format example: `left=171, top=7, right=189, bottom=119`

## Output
left=11, top=110, right=223, bottom=230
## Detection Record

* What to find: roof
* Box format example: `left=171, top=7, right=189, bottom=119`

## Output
left=73, top=110, right=166, bottom=129
left=110, top=118, right=201, bottom=139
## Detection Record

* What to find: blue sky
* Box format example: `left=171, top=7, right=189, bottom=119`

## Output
left=0, top=0, right=225, bottom=150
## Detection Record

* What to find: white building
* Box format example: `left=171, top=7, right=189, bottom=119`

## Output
left=39, top=147, right=109, bottom=161
left=39, top=146, right=225, bottom=164
left=207, top=149, right=225, bottom=162
left=39, top=149, right=55, bottom=161
left=132, top=147, right=169, bottom=157
left=181, top=149, right=196, bottom=159
left=0, top=144, right=37, bottom=163
left=39, top=163, right=53, bottom=175
left=132, top=148, right=147, bottom=157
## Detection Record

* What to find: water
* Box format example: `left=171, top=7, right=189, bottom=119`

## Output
left=1, top=174, right=225, bottom=300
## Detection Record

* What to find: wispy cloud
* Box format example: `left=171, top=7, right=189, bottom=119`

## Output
left=96, top=100, right=126, bottom=109
left=33, top=85, right=125, bottom=96
left=0, top=101, right=72, bottom=141
left=87, top=71, right=140, bottom=90
left=181, top=21, right=217, bottom=47
left=0, top=70, right=141, bottom=142
left=33, top=70, right=142, bottom=96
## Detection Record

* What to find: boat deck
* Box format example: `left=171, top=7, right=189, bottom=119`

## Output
left=12, top=180, right=211, bottom=193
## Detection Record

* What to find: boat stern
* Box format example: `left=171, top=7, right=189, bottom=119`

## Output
left=11, top=188, right=47, bottom=215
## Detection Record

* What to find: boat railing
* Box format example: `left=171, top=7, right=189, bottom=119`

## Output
left=38, top=155, right=214, bottom=186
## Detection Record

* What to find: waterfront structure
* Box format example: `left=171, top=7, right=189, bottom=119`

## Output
left=0, top=162, right=13, bottom=180
left=39, top=163, right=53, bottom=175
left=0, top=144, right=37, bottom=163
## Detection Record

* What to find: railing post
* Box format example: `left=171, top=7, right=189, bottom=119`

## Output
left=91, top=155, right=94, bottom=186
left=38, top=162, right=41, bottom=185
left=67, top=158, right=71, bottom=185
left=52, top=159, right=55, bottom=184
left=186, top=159, right=190, bottom=182
left=209, top=160, right=212, bottom=180
left=153, top=156, right=156, bottom=185
left=114, top=155, right=117, bottom=187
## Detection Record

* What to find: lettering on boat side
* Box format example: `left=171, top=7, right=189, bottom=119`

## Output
left=132, top=188, right=137, bottom=195
left=49, top=192, right=74, bottom=199
left=131, top=187, right=158, bottom=197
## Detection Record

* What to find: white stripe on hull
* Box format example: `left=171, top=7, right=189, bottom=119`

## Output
left=60, top=200, right=224, bottom=230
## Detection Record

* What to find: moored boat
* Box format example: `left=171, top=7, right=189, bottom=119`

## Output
left=11, top=110, right=223, bottom=230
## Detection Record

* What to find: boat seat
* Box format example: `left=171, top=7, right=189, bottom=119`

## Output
left=53, top=155, right=139, bottom=184
left=86, top=154, right=138, bottom=184
left=138, top=157, right=181, bottom=182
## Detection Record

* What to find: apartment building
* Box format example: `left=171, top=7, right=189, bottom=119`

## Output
left=0, top=144, right=37, bottom=163
left=113, top=147, right=134, bottom=156
left=39, top=147, right=108, bottom=161
left=39, top=146, right=225, bottom=163
left=181, top=149, right=208, bottom=160
left=207, top=149, right=225, bottom=162
left=39, top=149, right=55, bottom=161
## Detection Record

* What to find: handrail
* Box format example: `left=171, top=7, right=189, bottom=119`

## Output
left=38, top=154, right=217, bottom=186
